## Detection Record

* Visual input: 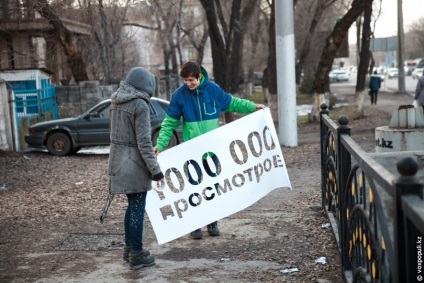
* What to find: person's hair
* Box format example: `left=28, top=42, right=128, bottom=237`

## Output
left=374, top=70, right=377, bottom=74
left=180, top=61, right=201, bottom=79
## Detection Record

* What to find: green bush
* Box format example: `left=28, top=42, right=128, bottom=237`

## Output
left=299, top=74, right=314, bottom=94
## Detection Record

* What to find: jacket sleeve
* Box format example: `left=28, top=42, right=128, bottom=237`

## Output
left=134, top=102, right=162, bottom=178
left=415, top=79, right=422, bottom=100
left=155, top=114, right=180, bottom=151
left=225, top=97, right=257, bottom=113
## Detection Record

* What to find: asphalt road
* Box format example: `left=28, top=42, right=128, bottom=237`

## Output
left=336, top=72, right=418, bottom=94
left=381, top=74, right=419, bottom=94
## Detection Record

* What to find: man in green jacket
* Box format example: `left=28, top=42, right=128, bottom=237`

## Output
left=154, top=61, right=265, bottom=239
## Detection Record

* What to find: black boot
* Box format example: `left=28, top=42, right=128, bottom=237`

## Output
left=123, top=246, right=150, bottom=262
left=129, top=250, right=155, bottom=270
left=190, top=229, right=203, bottom=239
left=207, top=221, right=220, bottom=236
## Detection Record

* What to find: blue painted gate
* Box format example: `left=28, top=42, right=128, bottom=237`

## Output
left=8, top=78, right=57, bottom=151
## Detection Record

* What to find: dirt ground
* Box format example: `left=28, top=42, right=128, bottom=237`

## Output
left=0, top=86, right=412, bottom=283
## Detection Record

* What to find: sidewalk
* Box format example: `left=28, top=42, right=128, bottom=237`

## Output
left=327, top=83, right=416, bottom=152
left=1, top=130, right=341, bottom=281
left=331, top=83, right=415, bottom=115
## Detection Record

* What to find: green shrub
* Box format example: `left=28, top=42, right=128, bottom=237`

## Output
left=299, top=74, right=314, bottom=94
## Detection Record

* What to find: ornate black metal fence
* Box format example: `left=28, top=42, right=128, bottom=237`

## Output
left=319, top=104, right=424, bottom=283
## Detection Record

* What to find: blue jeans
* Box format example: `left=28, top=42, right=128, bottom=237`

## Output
left=125, top=192, right=147, bottom=253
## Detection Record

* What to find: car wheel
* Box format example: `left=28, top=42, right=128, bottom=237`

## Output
left=151, top=130, right=178, bottom=150
left=46, top=132, right=72, bottom=156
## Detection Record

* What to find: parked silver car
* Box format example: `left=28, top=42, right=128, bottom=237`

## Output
left=386, top=68, right=398, bottom=79
left=412, top=68, right=423, bottom=79
left=329, top=70, right=349, bottom=82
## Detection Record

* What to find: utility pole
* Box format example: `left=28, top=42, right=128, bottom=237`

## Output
left=275, top=0, right=298, bottom=146
left=397, top=0, right=406, bottom=93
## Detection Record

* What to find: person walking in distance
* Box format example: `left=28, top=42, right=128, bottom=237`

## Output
left=154, top=61, right=265, bottom=240
left=369, top=70, right=382, bottom=105
left=108, top=67, right=164, bottom=270
left=414, top=73, right=424, bottom=113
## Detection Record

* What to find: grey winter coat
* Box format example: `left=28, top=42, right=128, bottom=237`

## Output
left=415, top=75, right=424, bottom=107
left=108, top=80, right=163, bottom=195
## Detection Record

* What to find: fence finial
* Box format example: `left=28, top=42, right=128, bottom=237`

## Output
left=397, top=156, right=418, bottom=177
left=338, top=115, right=349, bottom=126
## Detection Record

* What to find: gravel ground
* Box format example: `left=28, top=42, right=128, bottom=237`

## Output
left=0, top=87, right=410, bottom=282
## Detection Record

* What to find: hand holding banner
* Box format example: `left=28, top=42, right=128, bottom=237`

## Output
left=146, top=108, right=291, bottom=244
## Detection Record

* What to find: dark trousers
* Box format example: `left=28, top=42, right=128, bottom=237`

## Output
left=370, top=90, right=378, bottom=104
left=125, top=192, right=147, bottom=253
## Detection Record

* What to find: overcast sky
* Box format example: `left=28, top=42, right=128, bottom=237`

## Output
left=374, top=0, right=422, bottom=37
left=349, top=0, right=423, bottom=41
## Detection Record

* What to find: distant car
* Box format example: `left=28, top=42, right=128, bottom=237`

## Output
left=25, top=97, right=182, bottom=156
left=329, top=70, right=349, bottom=82
left=417, top=59, right=424, bottom=69
left=253, top=72, right=263, bottom=86
left=387, top=68, right=398, bottom=79
left=412, top=68, right=423, bottom=79
left=374, top=68, right=385, bottom=82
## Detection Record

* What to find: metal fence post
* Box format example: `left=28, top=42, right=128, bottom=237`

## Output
left=319, top=103, right=329, bottom=207
left=336, top=115, right=351, bottom=271
left=394, top=156, right=423, bottom=283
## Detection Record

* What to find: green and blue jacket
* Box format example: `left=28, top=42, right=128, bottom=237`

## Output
left=155, top=67, right=257, bottom=151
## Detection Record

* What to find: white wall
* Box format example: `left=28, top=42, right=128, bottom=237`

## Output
left=0, top=80, right=14, bottom=151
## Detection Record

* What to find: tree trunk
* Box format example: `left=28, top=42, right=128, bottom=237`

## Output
left=35, top=0, right=89, bottom=83
left=199, top=0, right=257, bottom=124
left=355, top=3, right=373, bottom=116
left=200, top=1, right=228, bottom=89
left=97, top=0, right=112, bottom=83
left=295, top=0, right=332, bottom=85
left=266, top=1, right=278, bottom=121
left=310, top=0, right=373, bottom=121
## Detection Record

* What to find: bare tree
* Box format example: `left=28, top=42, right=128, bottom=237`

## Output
left=408, top=18, right=424, bottom=58
left=121, top=1, right=211, bottom=98
left=295, top=0, right=337, bottom=85
left=90, top=0, right=131, bottom=83
left=310, top=0, right=373, bottom=121
left=199, top=0, right=258, bottom=123
left=354, top=2, right=372, bottom=116
left=242, top=2, right=268, bottom=98
left=147, top=0, right=184, bottom=98
left=265, top=0, right=276, bottom=108
left=62, top=1, right=141, bottom=83
left=34, top=0, right=89, bottom=82
left=173, top=2, right=210, bottom=65
left=33, top=0, right=146, bottom=84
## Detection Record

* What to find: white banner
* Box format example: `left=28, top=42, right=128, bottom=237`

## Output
left=146, top=108, right=291, bottom=244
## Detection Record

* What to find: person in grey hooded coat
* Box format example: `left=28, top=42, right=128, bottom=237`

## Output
left=414, top=74, right=424, bottom=113
left=108, top=67, right=164, bottom=270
